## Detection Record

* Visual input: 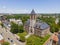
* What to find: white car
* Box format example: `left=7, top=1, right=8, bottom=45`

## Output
left=13, top=43, right=16, bottom=45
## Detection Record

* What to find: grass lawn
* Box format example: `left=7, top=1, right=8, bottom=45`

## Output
left=17, top=31, right=27, bottom=37
left=17, top=31, right=27, bottom=42
left=26, top=34, right=50, bottom=45
left=17, top=32, right=50, bottom=45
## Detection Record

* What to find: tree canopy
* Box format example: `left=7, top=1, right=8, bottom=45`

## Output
left=10, top=22, right=24, bottom=34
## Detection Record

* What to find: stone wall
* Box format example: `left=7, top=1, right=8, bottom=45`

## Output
left=24, top=25, right=29, bottom=33
left=34, top=28, right=42, bottom=36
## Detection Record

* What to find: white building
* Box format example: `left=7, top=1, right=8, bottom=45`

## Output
left=55, top=18, right=59, bottom=24
left=9, top=19, right=15, bottom=22
left=16, top=19, right=23, bottom=25
left=9, top=19, right=23, bottom=25
left=0, top=34, right=4, bottom=42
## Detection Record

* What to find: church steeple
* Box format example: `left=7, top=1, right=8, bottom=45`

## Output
left=31, top=9, right=36, bottom=15
left=30, top=9, right=36, bottom=20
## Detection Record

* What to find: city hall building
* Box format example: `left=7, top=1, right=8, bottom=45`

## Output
left=24, top=9, right=50, bottom=37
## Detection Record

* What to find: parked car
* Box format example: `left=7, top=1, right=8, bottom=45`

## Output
left=11, top=40, right=13, bottom=42
left=8, top=38, right=10, bottom=40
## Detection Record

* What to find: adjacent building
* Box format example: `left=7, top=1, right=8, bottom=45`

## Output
left=24, top=9, right=50, bottom=37
left=0, top=34, right=4, bottom=43
left=9, top=19, right=23, bottom=25
left=55, top=18, right=59, bottom=24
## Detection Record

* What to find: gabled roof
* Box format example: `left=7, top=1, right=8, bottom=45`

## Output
left=34, top=21, right=49, bottom=30
left=31, top=9, right=36, bottom=15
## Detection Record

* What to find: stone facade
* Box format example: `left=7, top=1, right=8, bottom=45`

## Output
left=34, top=27, right=50, bottom=37
left=24, top=9, right=50, bottom=37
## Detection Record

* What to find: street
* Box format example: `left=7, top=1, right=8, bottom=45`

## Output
left=0, top=26, right=25, bottom=45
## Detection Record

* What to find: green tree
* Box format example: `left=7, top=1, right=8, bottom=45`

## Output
left=10, top=22, right=24, bottom=34
left=21, top=16, right=29, bottom=24
left=50, top=27, right=55, bottom=33
left=20, top=35, right=25, bottom=42
left=0, top=23, right=4, bottom=27
left=10, top=22, right=18, bottom=34
left=55, top=27, right=59, bottom=32
left=26, top=39, right=33, bottom=45
left=18, top=25, right=24, bottom=33
left=58, top=19, right=60, bottom=27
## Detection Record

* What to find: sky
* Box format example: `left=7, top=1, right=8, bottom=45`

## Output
left=0, top=0, right=60, bottom=14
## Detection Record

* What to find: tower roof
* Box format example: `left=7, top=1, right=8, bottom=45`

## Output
left=31, top=9, right=36, bottom=15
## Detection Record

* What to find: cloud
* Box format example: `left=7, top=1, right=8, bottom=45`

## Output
left=0, top=7, right=30, bottom=13
left=0, top=6, right=60, bottom=13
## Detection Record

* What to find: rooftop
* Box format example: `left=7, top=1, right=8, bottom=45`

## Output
left=25, top=19, right=49, bottom=30
left=34, top=22, right=49, bottom=30
left=31, top=9, right=36, bottom=15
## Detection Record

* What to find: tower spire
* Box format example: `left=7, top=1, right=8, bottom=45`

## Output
left=30, top=9, right=36, bottom=20
left=31, top=9, right=36, bottom=15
